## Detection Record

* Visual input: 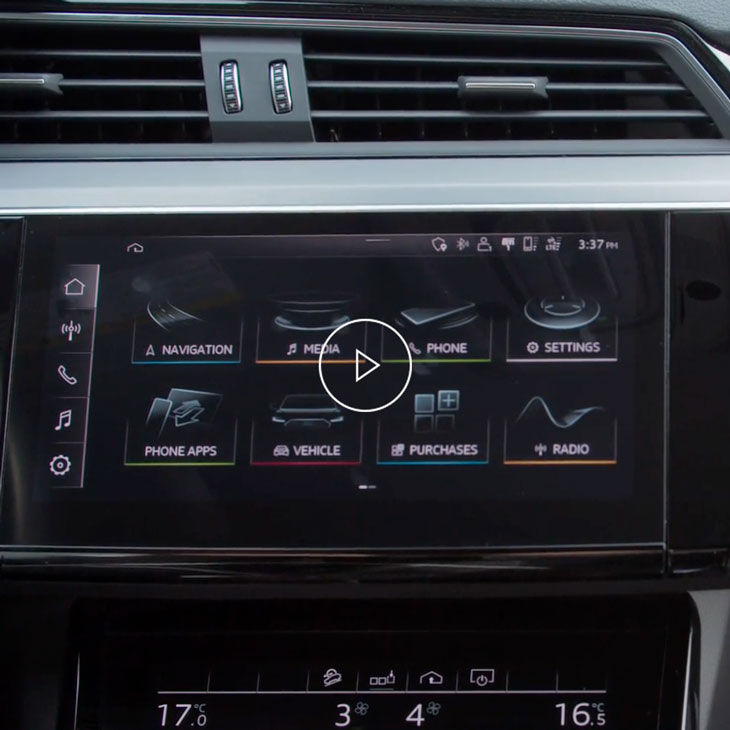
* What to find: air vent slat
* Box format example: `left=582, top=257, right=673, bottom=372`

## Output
left=305, top=33, right=720, bottom=142
left=0, top=27, right=211, bottom=143
left=60, top=79, right=206, bottom=89
left=0, top=110, right=209, bottom=120
left=309, top=80, right=458, bottom=92
left=308, top=80, right=687, bottom=95
left=0, top=49, right=201, bottom=59
left=304, top=52, right=667, bottom=69
left=311, top=109, right=709, bottom=121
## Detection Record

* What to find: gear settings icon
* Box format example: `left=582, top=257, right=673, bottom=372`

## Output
left=49, top=454, right=72, bottom=476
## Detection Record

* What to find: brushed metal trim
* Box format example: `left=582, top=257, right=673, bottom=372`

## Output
left=1, top=198, right=730, bottom=215
left=0, top=12, right=709, bottom=41
left=682, top=622, right=695, bottom=730
left=708, top=43, right=730, bottom=74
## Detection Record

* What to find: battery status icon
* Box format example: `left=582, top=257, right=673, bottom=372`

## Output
left=522, top=236, right=537, bottom=252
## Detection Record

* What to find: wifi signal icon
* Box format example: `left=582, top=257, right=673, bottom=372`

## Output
left=60, top=320, right=82, bottom=342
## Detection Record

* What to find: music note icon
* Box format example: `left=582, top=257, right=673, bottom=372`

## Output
left=54, top=409, right=72, bottom=431
left=286, top=342, right=297, bottom=356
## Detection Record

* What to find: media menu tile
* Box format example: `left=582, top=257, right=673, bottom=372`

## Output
left=256, top=316, right=367, bottom=365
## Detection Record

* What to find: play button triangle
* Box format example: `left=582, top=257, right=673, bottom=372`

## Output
left=355, top=349, right=381, bottom=382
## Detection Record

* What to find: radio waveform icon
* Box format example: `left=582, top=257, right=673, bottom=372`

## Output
left=60, top=320, right=82, bottom=342
left=516, top=396, right=604, bottom=429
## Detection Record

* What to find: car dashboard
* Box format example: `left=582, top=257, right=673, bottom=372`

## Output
left=2, top=2, right=730, bottom=730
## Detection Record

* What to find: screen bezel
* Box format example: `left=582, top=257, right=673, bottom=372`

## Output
left=0, top=212, right=666, bottom=551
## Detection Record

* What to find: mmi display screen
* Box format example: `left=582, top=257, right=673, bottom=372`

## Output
left=0, top=213, right=665, bottom=549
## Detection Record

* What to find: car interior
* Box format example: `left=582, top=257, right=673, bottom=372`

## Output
left=2, top=1, right=730, bottom=729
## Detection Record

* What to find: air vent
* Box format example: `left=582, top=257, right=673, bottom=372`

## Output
left=0, top=27, right=210, bottom=143
left=304, top=33, right=721, bottom=142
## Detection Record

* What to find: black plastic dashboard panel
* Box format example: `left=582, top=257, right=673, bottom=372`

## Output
left=0, top=212, right=665, bottom=552
left=670, top=213, right=730, bottom=551
left=67, top=596, right=693, bottom=730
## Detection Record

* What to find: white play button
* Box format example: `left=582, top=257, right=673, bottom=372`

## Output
left=355, top=348, right=380, bottom=382
left=318, top=318, right=412, bottom=413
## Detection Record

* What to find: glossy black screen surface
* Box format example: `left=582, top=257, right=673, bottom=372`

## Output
left=0, top=213, right=665, bottom=549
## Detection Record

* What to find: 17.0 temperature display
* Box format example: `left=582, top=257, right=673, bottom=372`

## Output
left=158, top=704, right=207, bottom=728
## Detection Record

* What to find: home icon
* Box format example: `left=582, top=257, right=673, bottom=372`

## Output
left=63, top=278, right=86, bottom=296
left=126, top=242, right=144, bottom=254
left=418, top=670, right=444, bottom=686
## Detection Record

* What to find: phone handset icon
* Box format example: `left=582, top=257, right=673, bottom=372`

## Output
left=57, top=365, right=78, bottom=386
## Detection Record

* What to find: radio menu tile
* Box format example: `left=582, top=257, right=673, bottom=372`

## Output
left=503, top=396, right=617, bottom=466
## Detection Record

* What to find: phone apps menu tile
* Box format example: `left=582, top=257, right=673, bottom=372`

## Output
left=250, top=394, right=363, bottom=466
left=506, top=296, right=618, bottom=363
left=503, top=396, right=617, bottom=466
left=124, top=388, right=237, bottom=466
left=377, top=387, right=490, bottom=465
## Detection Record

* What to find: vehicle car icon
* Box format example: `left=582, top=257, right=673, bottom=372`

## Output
left=271, top=394, right=345, bottom=430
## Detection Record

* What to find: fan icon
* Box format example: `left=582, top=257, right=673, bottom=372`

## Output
left=426, top=702, right=442, bottom=716
left=354, top=702, right=369, bottom=716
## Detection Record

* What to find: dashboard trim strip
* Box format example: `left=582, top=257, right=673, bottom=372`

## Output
left=1, top=158, right=730, bottom=213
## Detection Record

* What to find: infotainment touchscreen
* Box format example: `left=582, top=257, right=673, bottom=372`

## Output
left=0, top=213, right=665, bottom=549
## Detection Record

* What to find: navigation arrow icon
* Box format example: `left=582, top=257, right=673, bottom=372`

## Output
left=355, top=349, right=381, bottom=382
